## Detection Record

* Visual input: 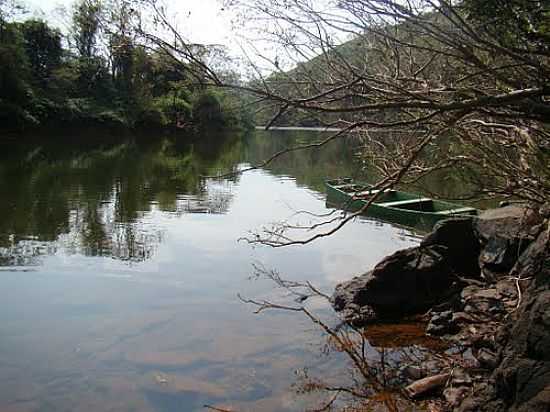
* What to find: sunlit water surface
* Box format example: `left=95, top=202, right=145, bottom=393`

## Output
left=0, top=130, right=420, bottom=412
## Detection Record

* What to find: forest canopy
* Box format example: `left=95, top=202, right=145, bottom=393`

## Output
left=0, top=0, right=253, bottom=131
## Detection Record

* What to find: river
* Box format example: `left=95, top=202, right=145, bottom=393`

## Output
left=0, top=129, right=421, bottom=411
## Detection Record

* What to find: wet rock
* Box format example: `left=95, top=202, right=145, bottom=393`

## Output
left=357, top=245, right=455, bottom=310
left=444, top=386, right=470, bottom=407
left=422, top=217, right=481, bottom=277
left=339, top=303, right=378, bottom=325
left=332, top=212, right=539, bottom=324
left=332, top=244, right=458, bottom=320
left=330, top=210, right=549, bottom=412
left=476, top=348, right=498, bottom=369
left=476, top=206, right=536, bottom=281
left=426, top=310, right=459, bottom=336
left=332, top=279, right=368, bottom=312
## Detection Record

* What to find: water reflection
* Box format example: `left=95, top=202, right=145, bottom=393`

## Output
left=0, top=129, right=421, bottom=412
left=0, top=133, right=244, bottom=265
left=0, top=129, right=366, bottom=267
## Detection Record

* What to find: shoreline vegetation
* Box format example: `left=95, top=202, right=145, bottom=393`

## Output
left=0, top=1, right=254, bottom=135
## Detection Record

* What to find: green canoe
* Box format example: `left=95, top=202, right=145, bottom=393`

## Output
left=325, top=178, right=477, bottom=229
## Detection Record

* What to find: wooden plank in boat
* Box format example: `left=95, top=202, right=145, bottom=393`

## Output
left=379, top=198, right=432, bottom=208
left=437, top=207, right=477, bottom=215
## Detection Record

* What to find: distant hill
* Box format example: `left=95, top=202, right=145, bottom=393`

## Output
left=252, top=10, right=455, bottom=128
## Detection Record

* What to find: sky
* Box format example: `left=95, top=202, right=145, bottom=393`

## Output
left=23, top=0, right=234, bottom=46
left=18, top=0, right=351, bottom=74
left=19, top=0, right=303, bottom=73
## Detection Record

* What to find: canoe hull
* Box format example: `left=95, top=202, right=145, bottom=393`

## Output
left=325, top=178, right=477, bottom=229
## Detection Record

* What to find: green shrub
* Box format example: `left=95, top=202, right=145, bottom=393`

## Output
left=135, top=106, right=167, bottom=128
left=0, top=100, right=38, bottom=129
left=154, top=94, right=191, bottom=126
left=191, top=90, right=225, bottom=125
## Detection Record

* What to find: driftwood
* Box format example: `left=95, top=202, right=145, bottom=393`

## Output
left=405, top=373, right=451, bottom=399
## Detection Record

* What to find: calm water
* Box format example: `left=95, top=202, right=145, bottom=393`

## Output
left=0, top=130, right=420, bottom=412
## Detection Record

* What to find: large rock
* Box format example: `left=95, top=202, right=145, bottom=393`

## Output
left=475, top=206, right=529, bottom=238
left=332, top=244, right=458, bottom=322
left=492, top=227, right=550, bottom=411
left=475, top=205, right=538, bottom=280
left=332, top=218, right=482, bottom=323
left=422, top=217, right=480, bottom=277
left=460, top=224, right=550, bottom=412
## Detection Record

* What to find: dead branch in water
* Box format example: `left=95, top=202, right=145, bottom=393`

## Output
left=238, top=263, right=464, bottom=410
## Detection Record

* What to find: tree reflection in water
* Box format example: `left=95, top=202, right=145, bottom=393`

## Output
left=0, top=128, right=364, bottom=267
left=0, top=130, right=245, bottom=266
left=0, top=129, right=477, bottom=410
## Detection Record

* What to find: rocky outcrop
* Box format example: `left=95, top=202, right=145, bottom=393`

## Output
left=332, top=218, right=488, bottom=324
left=331, top=204, right=550, bottom=412
left=332, top=216, right=485, bottom=325
left=475, top=206, right=540, bottom=281
left=332, top=206, right=541, bottom=322
left=332, top=243, right=461, bottom=323
left=422, top=217, right=481, bottom=277
left=464, top=225, right=550, bottom=412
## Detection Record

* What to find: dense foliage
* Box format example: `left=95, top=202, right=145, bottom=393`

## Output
left=0, top=0, right=252, bottom=132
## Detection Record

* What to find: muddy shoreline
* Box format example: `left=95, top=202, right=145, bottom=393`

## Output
left=331, top=205, right=550, bottom=411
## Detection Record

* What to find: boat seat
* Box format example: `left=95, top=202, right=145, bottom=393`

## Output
left=380, top=198, right=432, bottom=208
left=437, top=207, right=477, bottom=215
left=353, top=188, right=395, bottom=197
left=334, top=184, right=364, bottom=190
left=370, top=188, right=396, bottom=195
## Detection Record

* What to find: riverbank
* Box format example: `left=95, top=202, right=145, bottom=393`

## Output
left=0, top=121, right=254, bottom=144
left=332, top=204, right=550, bottom=411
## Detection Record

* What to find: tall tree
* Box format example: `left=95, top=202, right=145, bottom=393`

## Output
left=464, top=0, right=550, bottom=48
left=72, top=0, right=101, bottom=59
left=0, top=20, right=29, bottom=105
left=107, top=0, right=138, bottom=96
left=19, top=19, right=62, bottom=86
